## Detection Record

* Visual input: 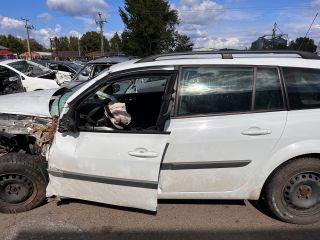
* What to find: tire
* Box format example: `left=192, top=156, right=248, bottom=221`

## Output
left=262, top=157, right=320, bottom=224
left=0, top=153, right=48, bottom=213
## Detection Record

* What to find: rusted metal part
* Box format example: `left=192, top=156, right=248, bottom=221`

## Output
left=0, top=113, right=55, bottom=156
left=0, top=114, right=51, bottom=135
left=28, top=117, right=58, bottom=146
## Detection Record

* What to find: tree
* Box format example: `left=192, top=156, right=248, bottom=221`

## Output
left=80, top=31, right=110, bottom=53
left=289, top=37, right=317, bottom=52
left=52, top=37, right=69, bottom=51
left=69, top=36, right=79, bottom=51
left=119, top=0, right=179, bottom=57
left=172, top=33, right=193, bottom=52
left=0, top=35, right=25, bottom=54
left=110, top=32, right=122, bottom=54
left=24, top=38, right=46, bottom=51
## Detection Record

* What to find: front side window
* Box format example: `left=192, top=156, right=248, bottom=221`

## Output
left=283, top=68, right=320, bottom=110
left=77, top=75, right=171, bottom=131
left=178, top=67, right=254, bottom=115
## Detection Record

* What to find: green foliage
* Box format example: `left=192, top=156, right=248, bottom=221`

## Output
left=172, top=33, right=194, bottom=52
left=80, top=31, right=110, bottom=53
left=110, top=32, right=122, bottom=53
left=119, top=0, right=180, bottom=57
left=0, top=35, right=46, bottom=54
left=0, top=35, right=26, bottom=54
left=52, top=36, right=69, bottom=51
left=289, top=37, right=317, bottom=52
left=24, top=38, right=46, bottom=51
left=69, top=36, right=79, bottom=51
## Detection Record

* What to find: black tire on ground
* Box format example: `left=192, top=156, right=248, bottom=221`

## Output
left=0, top=153, right=48, bottom=213
left=262, top=157, right=320, bottom=224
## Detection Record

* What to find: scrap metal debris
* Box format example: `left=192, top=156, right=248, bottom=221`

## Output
left=28, top=117, right=58, bottom=146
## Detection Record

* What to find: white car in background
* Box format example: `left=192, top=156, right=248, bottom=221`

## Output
left=0, top=59, right=72, bottom=93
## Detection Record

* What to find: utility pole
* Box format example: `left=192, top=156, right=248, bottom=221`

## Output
left=78, top=36, right=81, bottom=57
left=272, top=22, right=277, bottom=48
left=22, top=18, right=34, bottom=60
left=95, top=12, right=107, bottom=56
left=298, top=12, right=318, bottom=51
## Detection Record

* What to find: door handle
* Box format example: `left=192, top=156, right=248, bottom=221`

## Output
left=128, top=148, right=159, bottom=158
left=241, top=127, right=272, bottom=136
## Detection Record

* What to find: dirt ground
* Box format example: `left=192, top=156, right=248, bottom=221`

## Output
left=0, top=199, right=319, bottom=240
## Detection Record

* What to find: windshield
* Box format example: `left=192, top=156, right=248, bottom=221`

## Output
left=72, top=64, right=93, bottom=82
left=65, top=62, right=82, bottom=72
left=8, top=60, right=50, bottom=76
left=49, top=78, right=94, bottom=117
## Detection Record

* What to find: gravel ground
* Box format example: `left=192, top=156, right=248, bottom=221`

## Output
left=0, top=199, right=319, bottom=240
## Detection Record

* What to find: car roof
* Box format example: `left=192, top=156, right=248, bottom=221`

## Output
left=0, top=59, right=25, bottom=65
left=88, top=56, right=133, bottom=64
left=108, top=51, right=320, bottom=73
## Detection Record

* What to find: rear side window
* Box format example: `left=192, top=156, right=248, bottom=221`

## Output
left=178, top=67, right=254, bottom=115
left=254, top=68, right=284, bottom=111
left=283, top=68, right=320, bottom=110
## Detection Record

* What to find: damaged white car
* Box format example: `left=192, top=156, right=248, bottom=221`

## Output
left=0, top=59, right=72, bottom=94
left=0, top=51, right=320, bottom=224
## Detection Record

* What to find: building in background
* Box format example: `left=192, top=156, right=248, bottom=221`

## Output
left=20, top=51, right=52, bottom=60
left=251, top=23, right=288, bottom=50
left=0, top=45, right=16, bottom=60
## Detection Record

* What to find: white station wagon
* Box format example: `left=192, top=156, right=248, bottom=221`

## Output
left=0, top=51, right=319, bottom=224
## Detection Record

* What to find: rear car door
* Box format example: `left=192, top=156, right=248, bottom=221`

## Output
left=47, top=70, right=177, bottom=211
left=159, top=66, right=288, bottom=197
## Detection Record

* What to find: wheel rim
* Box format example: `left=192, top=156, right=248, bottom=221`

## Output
left=283, top=172, right=320, bottom=210
left=0, top=174, right=34, bottom=204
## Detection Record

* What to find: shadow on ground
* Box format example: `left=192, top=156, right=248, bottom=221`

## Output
left=14, top=228, right=320, bottom=240
left=56, top=198, right=248, bottom=216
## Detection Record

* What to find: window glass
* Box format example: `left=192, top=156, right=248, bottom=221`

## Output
left=58, top=64, right=71, bottom=73
left=77, top=75, right=170, bottom=130
left=283, top=68, right=320, bottom=110
left=178, top=67, right=254, bottom=115
left=92, top=65, right=109, bottom=78
left=254, top=68, right=283, bottom=111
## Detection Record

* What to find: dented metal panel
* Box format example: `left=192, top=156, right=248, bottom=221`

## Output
left=0, top=89, right=58, bottom=117
left=47, top=131, right=170, bottom=211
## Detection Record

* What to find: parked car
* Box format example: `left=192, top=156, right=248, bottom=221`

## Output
left=0, top=51, right=320, bottom=224
left=72, top=56, right=132, bottom=82
left=0, top=59, right=72, bottom=93
left=36, top=60, right=83, bottom=78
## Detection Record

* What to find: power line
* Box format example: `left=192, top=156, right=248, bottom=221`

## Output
left=21, top=18, right=35, bottom=60
left=95, top=12, right=107, bottom=56
left=298, top=12, right=318, bottom=50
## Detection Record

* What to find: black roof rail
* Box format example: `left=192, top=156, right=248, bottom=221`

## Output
left=136, top=50, right=320, bottom=63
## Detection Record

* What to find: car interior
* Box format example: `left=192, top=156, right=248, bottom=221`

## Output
left=77, top=75, right=170, bottom=131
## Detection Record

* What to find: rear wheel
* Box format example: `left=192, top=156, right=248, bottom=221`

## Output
left=0, top=153, right=47, bottom=213
left=263, top=157, right=320, bottom=224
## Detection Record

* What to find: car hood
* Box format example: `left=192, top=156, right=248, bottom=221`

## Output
left=0, top=89, right=59, bottom=117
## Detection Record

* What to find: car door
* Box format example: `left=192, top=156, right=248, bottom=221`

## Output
left=159, top=66, right=288, bottom=196
left=47, top=70, right=177, bottom=211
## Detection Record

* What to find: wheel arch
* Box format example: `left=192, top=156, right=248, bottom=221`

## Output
left=258, top=153, right=320, bottom=198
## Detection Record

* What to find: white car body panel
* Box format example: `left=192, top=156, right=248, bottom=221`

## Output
left=0, top=89, right=57, bottom=117
left=47, top=132, right=169, bottom=211
left=158, top=111, right=287, bottom=199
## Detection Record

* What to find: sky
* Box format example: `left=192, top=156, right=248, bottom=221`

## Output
left=1, top=0, right=320, bottom=49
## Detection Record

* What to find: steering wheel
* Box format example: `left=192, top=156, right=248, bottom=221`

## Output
left=85, top=95, right=114, bottom=125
